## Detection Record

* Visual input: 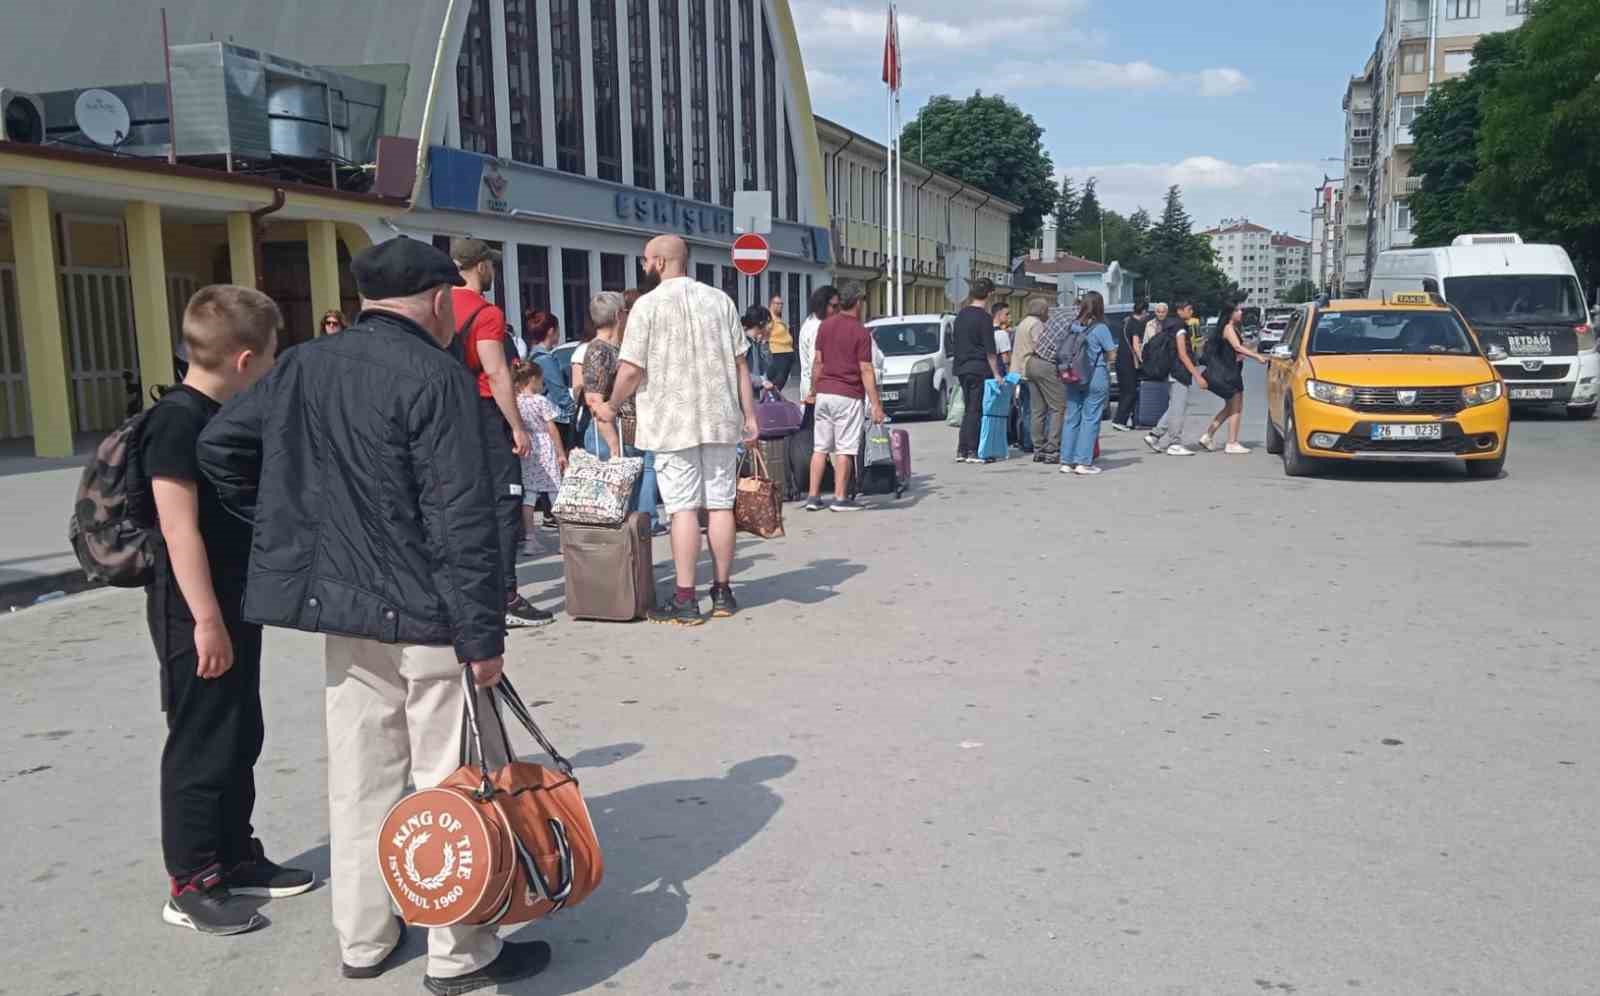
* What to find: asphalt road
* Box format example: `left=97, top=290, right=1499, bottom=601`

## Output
left=4, top=365, right=1598, bottom=996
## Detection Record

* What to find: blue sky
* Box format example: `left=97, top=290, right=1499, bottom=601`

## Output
left=794, top=0, right=1384, bottom=250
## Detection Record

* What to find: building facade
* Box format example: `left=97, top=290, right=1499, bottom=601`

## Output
left=1200, top=221, right=1311, bottom=308
left=1343, top=0, right=1529, bottom=294
left=1309, top=177, right=1342, bottom=293
left=1270, top=234, right=1313, bottom=302
left=0, top=0, right=833, bottom=455
left=814, top=116, right=1019, bottom=319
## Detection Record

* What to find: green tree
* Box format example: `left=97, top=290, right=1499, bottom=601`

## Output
left=902, top=93, right=1060, bottom=258
left=1475, top=0, right=1600, bottom=287
left=1054, top=177, right=1080, bottom=240
left=1141, top=186, right=1239, bottom=314
left=1284, top=279, right=1319, bottom=304
left=1408, top=31, right=1520, bottom=248
left=1077, top=178, right=1102, bottom=232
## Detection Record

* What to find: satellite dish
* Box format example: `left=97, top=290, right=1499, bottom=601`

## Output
left=1105, top=260, right=1123, bottom=299
left=74, top=89, right=131, bottom=148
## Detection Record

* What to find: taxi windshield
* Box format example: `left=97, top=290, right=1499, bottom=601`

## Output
left=872, top=322, right=941, bottom=356
left=1309, top=310, right=1476, bottom=356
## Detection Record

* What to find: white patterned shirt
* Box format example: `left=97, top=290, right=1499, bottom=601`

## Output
left=619, top=276, right=749, bottom=452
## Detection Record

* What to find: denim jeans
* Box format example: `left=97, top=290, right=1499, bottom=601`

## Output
left=584, top=421, right=661, bottom=530
left=1061, top=367, right=1110, bottom=466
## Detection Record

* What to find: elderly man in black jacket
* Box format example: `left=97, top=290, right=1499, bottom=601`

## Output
left=198, top=238, right=551, bottom=995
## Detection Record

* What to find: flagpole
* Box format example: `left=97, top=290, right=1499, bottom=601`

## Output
left=895, top=91, right=904, bottom=316
left=885, top=63, right=894, bottom=317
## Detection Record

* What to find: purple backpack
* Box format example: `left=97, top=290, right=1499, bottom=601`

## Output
left=756, top=389, right=804, bottom=439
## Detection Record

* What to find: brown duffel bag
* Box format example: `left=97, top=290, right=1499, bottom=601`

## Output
left=377, top=670, right=603, bottom=927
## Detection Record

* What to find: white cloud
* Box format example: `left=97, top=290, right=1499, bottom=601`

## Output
left=1059, top=158, right=1334, bottom=237
left=1197, top=67, right=1251, bottom=98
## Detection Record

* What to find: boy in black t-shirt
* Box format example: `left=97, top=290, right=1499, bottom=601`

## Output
left=143, top=285, right=311, bottom=935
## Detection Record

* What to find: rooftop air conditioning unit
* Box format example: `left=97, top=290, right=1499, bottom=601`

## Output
left=0, top=88, right=45, bottom=143
left=1452, top=233, right=1523, bottom=246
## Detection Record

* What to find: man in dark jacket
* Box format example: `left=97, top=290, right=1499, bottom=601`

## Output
left=197, top=238, right=551, bottom=995
left=951, top=277, right=1007, bottom=462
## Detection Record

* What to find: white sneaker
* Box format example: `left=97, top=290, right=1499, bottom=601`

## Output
left=1224, top=442, right=1250, bottom=455
left=1073, top=465, right=1103, bottom=476
left=1143, top=434, right=1163, bottom=453
left=1060, top=464, right=1077, bottom=474
left=1110, top=422, right=1131, bottom=432
left=1165, top=444, right=1196, bottom=456
left=1197, top=433, right=1216, bottom=451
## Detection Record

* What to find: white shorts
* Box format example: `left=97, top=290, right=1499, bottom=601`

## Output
left=655, top=444, right=739, bottom=515
left=813, top=393, right=865, bottom=456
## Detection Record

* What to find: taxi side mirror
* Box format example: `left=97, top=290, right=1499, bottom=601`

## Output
left=1485, top=343, right=1508, bottom=362
left=1270, top=344, right=1293, bottom=359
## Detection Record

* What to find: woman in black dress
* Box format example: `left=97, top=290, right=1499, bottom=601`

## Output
left=1197, top=304, right=1267, bottom=454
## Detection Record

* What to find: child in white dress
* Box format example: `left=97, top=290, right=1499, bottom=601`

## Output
left=513, top=361, right=567, bottom=553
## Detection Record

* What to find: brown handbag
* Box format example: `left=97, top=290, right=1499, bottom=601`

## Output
left=734, top=447, right=784, bottom=539
left=377, top=671, right=603, bottom=928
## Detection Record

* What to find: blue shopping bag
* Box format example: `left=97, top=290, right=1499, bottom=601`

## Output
left=977, top=374, right=1020, bottom=461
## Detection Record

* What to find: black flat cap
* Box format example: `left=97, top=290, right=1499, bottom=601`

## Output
left=351, top=237, right=465, bottom=300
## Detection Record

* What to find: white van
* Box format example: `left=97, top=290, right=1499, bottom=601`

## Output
left=1370, top=234, right=1597, bottom=418
left=866, top=313, right=954, bottom=419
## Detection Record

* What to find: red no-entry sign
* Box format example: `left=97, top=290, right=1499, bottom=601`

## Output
left=732, top=233, right=770, bottom=276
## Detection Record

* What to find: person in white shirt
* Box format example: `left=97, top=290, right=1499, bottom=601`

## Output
left=798, top=283, right=839, bottom=424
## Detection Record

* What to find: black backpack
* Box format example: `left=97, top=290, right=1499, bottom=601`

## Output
left=1141, top=329, right=1177, bottom=380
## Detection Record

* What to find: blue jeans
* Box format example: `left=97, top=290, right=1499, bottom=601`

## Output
left=1061, top=368, right=1110, bottom=467
left=584, top=421, right=661, bottom=530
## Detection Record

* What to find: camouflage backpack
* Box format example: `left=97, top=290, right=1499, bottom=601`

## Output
left=67, top=388, right=189, bottom=587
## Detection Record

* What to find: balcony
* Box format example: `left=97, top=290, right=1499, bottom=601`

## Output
left=1394, top=19, right=1427, bottom=41
left=1350, top=157, right=1373, bottom=171
left=1405, top=176, right=1423, bottom=194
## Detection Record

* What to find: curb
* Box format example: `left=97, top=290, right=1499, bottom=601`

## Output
left=0, top=569, right=102, bottom=612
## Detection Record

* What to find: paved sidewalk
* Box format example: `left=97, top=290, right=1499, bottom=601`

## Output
left=0, top=436, right=97, bottom=604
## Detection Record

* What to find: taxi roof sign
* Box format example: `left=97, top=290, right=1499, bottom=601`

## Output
left=1389, top=292, right=1435, bottom=305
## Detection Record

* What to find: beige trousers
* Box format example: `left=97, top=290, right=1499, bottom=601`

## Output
left=325, top=636, right=504, bottom=979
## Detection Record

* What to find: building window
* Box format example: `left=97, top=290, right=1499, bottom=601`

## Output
left=1443, top=49, right=1473, bottom=75
left=518, top=245, right=551, bottom=315
left=1397, top=93, right=1425, bottom=128
left=761, top=11, right=779, bottom=216
left=738, top=0, right=757, bottom=191
left=1445, top=0, right=1479, bottom=17
left=455, top=0, right=496, bottom=155
left=784, top=103, right=798, bottom=222
left=788, top=273, right=802, bottom=330
left=551, top=0, right=585, bottom=174
left=627, top=1, right=655, bottom=189
left=688, top=1, right=712, bottom=201
left=1395, top=201, right=1411, bottom=232
left=722, top=265, right=740, bottom=304
left=592, top=0, right=623, bottom=181
left=659, top=1, right=684, bottom=195
left=1507, top=0, right=1529, bottom=11
left=1399, top=45, right=1425, bottom=75
left=601, top=253, right=627, bottom=292
left=696, top=263, right=716, bottom=286
left=562, top=249, right=590, bottom=339
left=504, top=1, right=542, bottom=165
left=714, top=0, right=736, bottom=206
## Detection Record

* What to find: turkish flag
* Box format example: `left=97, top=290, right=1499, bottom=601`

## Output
left=881, top=4, right=901, bottom=91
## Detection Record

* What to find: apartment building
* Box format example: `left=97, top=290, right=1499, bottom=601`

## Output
left=1310, top=177, right=1343, bottom=294
left=1270, top=234, right=1313, bottom=302
left=1342, top=0, right=1529, bottom=295
left=1200, top=221, right=1310, bottom=308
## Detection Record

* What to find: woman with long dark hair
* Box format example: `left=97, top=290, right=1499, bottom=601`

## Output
left=1197, top=304, right=1266, bottom=454
left=1058, top=291, right=1117, bottom=476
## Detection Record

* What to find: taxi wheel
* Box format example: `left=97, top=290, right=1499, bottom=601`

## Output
left=1265, top=415, right=1284, bottom=455
left=1466, top=453, right=1506, bottom=479
left=1282, top=408, right=1317, bottom=478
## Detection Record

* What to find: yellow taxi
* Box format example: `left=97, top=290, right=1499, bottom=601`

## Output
left=1264, top=293, right=1510, bottom=478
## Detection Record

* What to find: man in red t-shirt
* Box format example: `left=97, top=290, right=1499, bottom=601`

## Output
left=449, top=238, right=551, bottom=628
left=804, top=279, right=885, bottom=513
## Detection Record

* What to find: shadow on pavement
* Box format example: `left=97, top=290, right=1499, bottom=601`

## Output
left=730, top=558, right=866, bottom=609
left=502, top=754, right=797, bottom=995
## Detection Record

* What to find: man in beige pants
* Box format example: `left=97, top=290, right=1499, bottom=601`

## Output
left=200, top=238, right=552, bottom=995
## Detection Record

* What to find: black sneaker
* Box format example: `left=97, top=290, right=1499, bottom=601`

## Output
left=647, top=595, right=705, bottom=627
left=709, top=584, right=739, bottom=618
left=226, top=838, right=315, bottom=898
left=829, top=499, right=865, bottom=512
left=505, top=594, right=555, bottom=629
left=423, top=940, right=553, bottom=996
left=342, top=916, right=407, bottom=979
left=162, top=865, right=264, bottom=936
left=803, top=496, right=827, bottom=512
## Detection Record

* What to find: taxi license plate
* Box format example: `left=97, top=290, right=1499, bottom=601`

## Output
left=881, top=390, right=901, bottom=401
left=1510, top=387, right=1555, bottom=400
left=1372, top=424, right=1442, bottom=441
